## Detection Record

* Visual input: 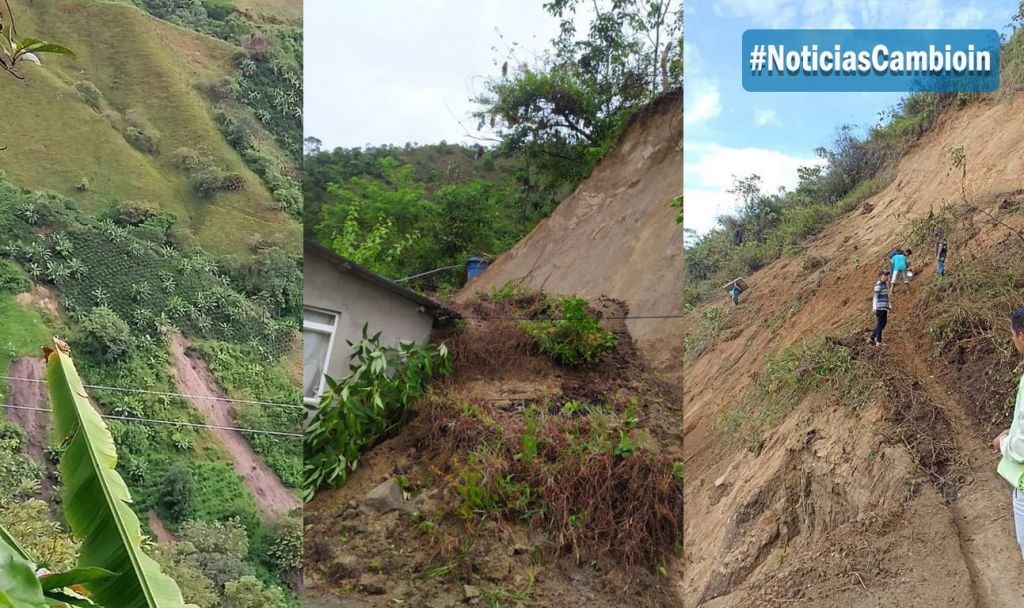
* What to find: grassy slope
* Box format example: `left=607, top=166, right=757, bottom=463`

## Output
left=0, top=0, right=300, bottom=256
left=0, top=296, right=53, bottom=401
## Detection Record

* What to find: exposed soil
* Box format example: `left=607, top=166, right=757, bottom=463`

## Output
left=148, top=509, right=175, bottom=545
left=14, top=284, right=62, bottom=319
left=168, top=334, right=300, bottom=518
left=303, top=297, right=683, bottom=607
left=6, top=357, right=55, bottom=501
left=683, top=93, right=1024, bottom=606
left=459, top=92, right=684, bottom=388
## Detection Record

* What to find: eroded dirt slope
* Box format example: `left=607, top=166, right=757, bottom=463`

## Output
left=169, top=335, right=300, bottom=517
left=460, top=92, right=683, bottom=387
left=684, top=94, right=1024, bottom=607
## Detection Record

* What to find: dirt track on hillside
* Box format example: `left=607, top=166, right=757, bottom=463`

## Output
left=168, top=335, right=299, bottom=518
left=6, top=357, right=54, bottom=501
left=683, top=94, right=1024, bottom=606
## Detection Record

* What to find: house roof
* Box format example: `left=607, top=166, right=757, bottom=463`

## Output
left=305, top=240, right=458, bottom=320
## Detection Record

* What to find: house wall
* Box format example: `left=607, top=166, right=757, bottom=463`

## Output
left=304, top=251, right=434, bottom=383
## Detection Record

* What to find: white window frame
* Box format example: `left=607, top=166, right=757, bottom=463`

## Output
left=303, top=306, right=339, bottom=406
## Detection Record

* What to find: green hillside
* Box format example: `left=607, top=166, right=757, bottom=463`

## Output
left=0, top=0, right=300, bottom=257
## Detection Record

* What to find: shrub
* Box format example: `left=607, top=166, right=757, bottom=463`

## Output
left=124, top=125, right=161, bottom=155
left=0, top=259, right=31, bottom=294
left=112, top=200, right=161, bottom=226
left=158, top=463, right=196, bottom=524
left=303, top=328, right=450, bottom=499
left=520, top=296, right=616, bottom=367
left=78, top=306, right=132, bottom=362
left=76, top=177, right=90, bottom=191
left=172, top=147, right=204, bottom=171
left=201, top=76, right=241, bottom=102
left=74, top=81, right=103, bottom=109
left=260, top=515, right=302, bottom=577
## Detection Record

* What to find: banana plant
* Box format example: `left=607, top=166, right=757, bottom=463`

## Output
left=0, top=339, right=193, bottom=607
left=44, top=338, right=193, bottom=608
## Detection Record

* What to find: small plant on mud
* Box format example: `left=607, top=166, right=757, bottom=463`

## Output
left=520, top=295, right=616, bottom=367
left=302, top=326, right=450, bottom=499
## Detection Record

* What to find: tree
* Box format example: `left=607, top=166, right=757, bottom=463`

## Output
left=472, top=0, right=681, bottom=189
left=221, top=576, right=287, bottom=608
left=303, top=136, right=322, bottom=155
left=158, top=464, right=196, bottom=524
left=79, top=306, right=133, bottom=362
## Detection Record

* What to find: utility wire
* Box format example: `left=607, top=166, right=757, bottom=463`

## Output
left=457, top=314, right=685, bottom=321
left=0, top=376, right=303, bottom=410
left=395, top=264, right=463, bottom=282
left=0, top=403, right=302, bottom=438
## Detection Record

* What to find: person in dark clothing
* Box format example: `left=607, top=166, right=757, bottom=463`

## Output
left=935, top=231, right=949, bottom=277
left=871, top=270, right=891, bottom=345
left=730, top=281, right=742, bottom=305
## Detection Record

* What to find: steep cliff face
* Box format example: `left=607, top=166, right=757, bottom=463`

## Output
left=460, top=92, right=684, bottom=387
left=683, top=94, right=1024, bottom=607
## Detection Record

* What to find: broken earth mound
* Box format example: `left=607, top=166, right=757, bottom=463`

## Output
left=304, top=294, right=683, bottom=608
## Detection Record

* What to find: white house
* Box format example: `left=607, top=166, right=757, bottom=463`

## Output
left=302, top=240, right=454, bottom=405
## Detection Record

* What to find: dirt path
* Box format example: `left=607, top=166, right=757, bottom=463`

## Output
left=6, top=357, right=54, bottom=501
left=888, top=311, right=1024, bottom=608
left=168, top=335, right=300, bottom=518
left=147, top=510, right=175, bottom=544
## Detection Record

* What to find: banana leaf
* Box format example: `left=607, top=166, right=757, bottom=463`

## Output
left=0, top=525, right=48, bottom=608
left=46, top=340, right=190, bottom=608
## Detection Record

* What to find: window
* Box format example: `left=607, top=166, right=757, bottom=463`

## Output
left=303, top=307, right=338, bottom=405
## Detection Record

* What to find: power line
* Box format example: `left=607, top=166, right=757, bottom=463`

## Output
left=0, top=376, right=303, bottom=410
left=0, top=403, right=302, bottom=438
left=457, top=314, right=685, bottom=321
left=395, top=264, right=463, bottom=282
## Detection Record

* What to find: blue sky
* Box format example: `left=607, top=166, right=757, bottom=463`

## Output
left=684, top=0, right=1020, bottom=236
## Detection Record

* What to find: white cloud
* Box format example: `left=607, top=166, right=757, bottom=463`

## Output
left=753, top=108, right=781, bottom=127
left=684, top=143, right=825, bottom=235
left=685, top=81, right=721, bottom=125
left=683, top=41, right=721, bottom=126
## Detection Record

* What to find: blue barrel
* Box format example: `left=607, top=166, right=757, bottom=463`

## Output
left=466, top=257, right=490, bottom=281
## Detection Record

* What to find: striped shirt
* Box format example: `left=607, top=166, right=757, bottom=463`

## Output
left=873, top=280, right=890, bottom=311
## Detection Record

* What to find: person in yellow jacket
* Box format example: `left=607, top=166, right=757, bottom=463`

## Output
left=994, top=308, right=1024, bottom=559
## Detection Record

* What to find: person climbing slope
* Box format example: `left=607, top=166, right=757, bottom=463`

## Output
left=993, top=307, right=1024, bottom=559
left=935, top=229, right=949, bottom=277
left=870, top=269, right=891, bottom=345
left=890, top=248, right=912, bottom=292
left=730, top=281, right=742, bottom=306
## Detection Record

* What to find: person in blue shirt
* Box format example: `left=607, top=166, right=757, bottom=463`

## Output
left=889, top=247, right=912, bottom=292
left=993, top=308, right=1024, bottom=559
left=730, top=282, right=742, bottom=305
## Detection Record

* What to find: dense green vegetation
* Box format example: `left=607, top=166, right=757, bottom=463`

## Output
left=0, top=175, right=301, bottom=604
left=305, top=0, right=681, bottom=291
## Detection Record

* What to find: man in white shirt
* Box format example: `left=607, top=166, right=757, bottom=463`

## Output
left=993, top=308, right=1024, bottom=558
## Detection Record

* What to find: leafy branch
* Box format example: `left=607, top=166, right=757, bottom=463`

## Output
left=0, top=0, right=74, bottom=79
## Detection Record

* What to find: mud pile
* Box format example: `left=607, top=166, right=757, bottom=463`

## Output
left=683, top=94, right=1024, bottom=607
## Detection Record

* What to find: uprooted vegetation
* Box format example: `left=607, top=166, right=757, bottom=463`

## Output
left=305, top=288, right=683, bottom=607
